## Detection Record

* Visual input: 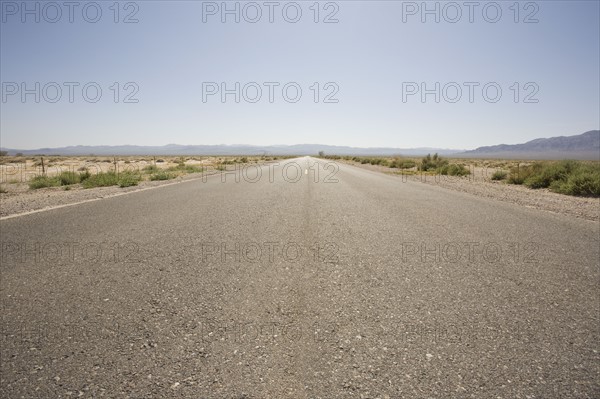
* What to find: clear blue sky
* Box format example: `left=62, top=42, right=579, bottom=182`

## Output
left=1, top=0, right=599, bottom=150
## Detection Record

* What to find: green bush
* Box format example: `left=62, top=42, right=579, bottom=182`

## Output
left=167, top=164, right=203, bottom=174
left=525, top=160, right=578, bottom=189
left=118, top=172, right=142, bottom=187
left=548, top=165, right=600, bottom=196
left=491, top=170, right=508, bottom=181
left=58, top=171, right=81, bottom=185
left=82, top=172, right=119, bottom=188
left=420, top=153, right=448, bottom=171
left=389, top=158, right=416, bottom=169
left=508, top=161, right=600, bottom=196
left=79, top=170, right=91, bottom=182
left=150, top=171, right=176, bottom=181
left=143, top=165, right=160, bottom=174
left=29, top=175, right=60, bottom=189
left=507, top=163, right=542, bottom=185
left=438, top=164, right=470, bottom=176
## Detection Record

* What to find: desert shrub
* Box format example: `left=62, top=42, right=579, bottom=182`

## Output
left=524, top=160, right=578, bottom=189
left=167, top=164, right=203, bottom=174
left=29, top=175, right=60, bottom=189
left=548, top=165, right=600, bottom=196
left=58, top=171, right=81, bottom=185
left=118, top=172, right=142, bottom=187
left=79, top=170, right=91, bottom=181
left=507, top=163, right=542, bottom=185
left=508, top=161, right=600, bottom=196
left=420, top=153, right=448, bottom=171
left=82, top=172, right=119, bottom=188
left=491, top=170, right=508, bottom=181
left=143, top=165, right=160, bottom=173
left=389, top=158, right=416, bottom=169
left=438, top=164, right=470, bottom=176
left=150, top=171, right=176, bottom=181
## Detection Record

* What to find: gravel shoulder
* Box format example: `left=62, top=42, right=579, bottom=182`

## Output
left=339, top=160, right=600, bottom=222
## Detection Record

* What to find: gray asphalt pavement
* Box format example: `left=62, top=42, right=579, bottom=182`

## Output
left=1, top=157, right=598, bottom=398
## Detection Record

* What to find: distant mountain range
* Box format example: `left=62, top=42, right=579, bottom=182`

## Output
left=0, top=144, right=462, bottom=157
left=457, top=130, right=599, bottom=160
left=2, top=130, right=598, bottom=159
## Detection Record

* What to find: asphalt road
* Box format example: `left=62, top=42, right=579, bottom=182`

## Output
left=1, top=157, right=598, bottom=398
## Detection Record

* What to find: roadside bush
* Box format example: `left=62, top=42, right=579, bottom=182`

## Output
left=439, top=164, right=470, bottom=176
left=58, top=171, right=81, bottom=185
left=118, top=172, right=142, bottom=187
left=143, top=165, right=160, bottom=174
left=150, top=171, right=176, bottom=181
left=508, top=161, right=600, bottom=196
left=525, top=160, right=578, bottom=189
left=29, top=175, right=60, bottom=189
left=167, top=164, right=203, bottom=174
left=82, top=171, right=119, bottom=188
left=548, top=165, right=600, bottom=196
left=420, top=153, right=448, bottom=171
left=491, top=170, right=508, bottom=181
left=389, top=158, right=416, bottom=169
left=507, top=163, right=542, bottom=185
left=79, top=170, right=91, bottom=182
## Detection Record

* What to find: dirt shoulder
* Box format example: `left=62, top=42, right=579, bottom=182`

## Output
left=340, top=160, right=600, bottom=222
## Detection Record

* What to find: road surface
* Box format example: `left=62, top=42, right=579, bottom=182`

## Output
left=1, top=157, right=598, bottom=398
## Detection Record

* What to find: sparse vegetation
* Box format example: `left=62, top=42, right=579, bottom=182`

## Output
left=117, top=172, right=142, bottom=187
left=168, top=164, right=203, bottom=174
left=58, top=171, right=82, bottom=185
left=29, top=175, right=60, bottom=189
left=81, top=171, right=141, bottom=189
left=143, top=165, right=160, bottom=174
left=150, top=171, right=176, bottom=181
left=508, top=160, right=600, bottom=196
left=389, top=158, right=416, bottom=169
left=491, top=170, right=508, bottom=181
left=438, top=163, right=470, bottom=176
left=420, top=153, right=448, bottom=171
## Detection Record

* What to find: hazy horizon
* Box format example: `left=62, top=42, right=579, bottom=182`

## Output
left=2, top=129, right=598, bottom=152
